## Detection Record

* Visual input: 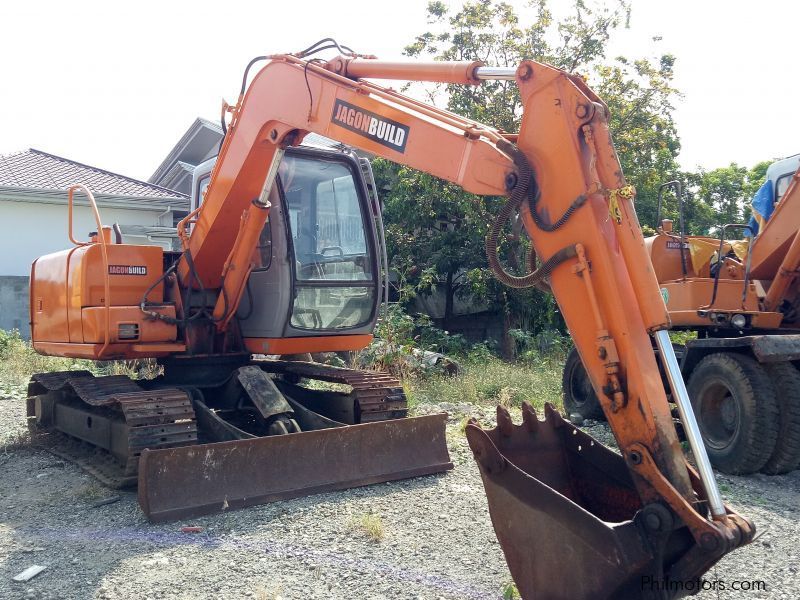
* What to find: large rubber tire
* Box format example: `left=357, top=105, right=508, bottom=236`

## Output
left=687, top=352, right=779, bottom=475
left=562, top=346, right=605, bottom=421
left=761, top=362, right=800, bottom=474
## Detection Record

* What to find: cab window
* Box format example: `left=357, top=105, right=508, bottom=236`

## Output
left=776, top=174, right=792, bottom=202
left=278, top=154, right=376, bottom=330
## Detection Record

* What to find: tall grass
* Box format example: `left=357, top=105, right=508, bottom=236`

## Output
left=405, top=354, right=564, bottom=412
left=0, top=330, right=92, bottom=386
left=2, top=318, right=568, bottom=415
left=0, top=330, right=153, bottom=387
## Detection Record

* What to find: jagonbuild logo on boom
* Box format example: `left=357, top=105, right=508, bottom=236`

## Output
left=331, top=99, right=410, bottom=152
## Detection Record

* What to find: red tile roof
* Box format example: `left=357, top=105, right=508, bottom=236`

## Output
left=0, top=149, right=187, bottom=200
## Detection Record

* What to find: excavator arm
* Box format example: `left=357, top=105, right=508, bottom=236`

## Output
left=180, top=52, right=753, bottom=597
left=751, top=164, right=800, bottom=313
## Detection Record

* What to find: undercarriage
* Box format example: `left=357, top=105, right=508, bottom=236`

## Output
left=26, top=356, right=452, bottom=521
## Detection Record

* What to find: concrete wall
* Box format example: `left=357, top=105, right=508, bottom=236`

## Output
left=0, top=200, right=176, bottom=338
left=0, top=200, right=173, bottom=276
left=0, top=276, right=30, bottom=337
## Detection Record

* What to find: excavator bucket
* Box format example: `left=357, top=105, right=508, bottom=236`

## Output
left=466, top=403, right=704, bottom=600
left=138, top=413, right=452, bottom=522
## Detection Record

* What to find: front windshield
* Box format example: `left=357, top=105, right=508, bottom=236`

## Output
left=279, top=156, right=372, bottom=282
left=278, top=154, right=376, bottom=330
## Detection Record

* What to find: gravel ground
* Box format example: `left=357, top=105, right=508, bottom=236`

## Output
left=1, top=388, right=798, bottom=599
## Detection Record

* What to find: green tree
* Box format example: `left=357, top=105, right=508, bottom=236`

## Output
left=380, top=0, right=684, bottom=355
left=374, top=161, right=493, bottom=321
left=594, top=54, right=682, bottom=229
left=682, top=162, right=770, bottom=232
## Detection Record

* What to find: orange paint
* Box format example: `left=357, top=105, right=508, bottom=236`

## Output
left=31, top=243, right=165, bottom=345
left=244, top=334, right=372, bottom=355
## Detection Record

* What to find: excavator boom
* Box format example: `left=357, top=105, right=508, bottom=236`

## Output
left=170, top=52, right=753, bottom=596
left=752, top=164, right=800, bottom=310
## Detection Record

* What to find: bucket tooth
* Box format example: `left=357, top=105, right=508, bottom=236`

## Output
left=520, top=401, right=538, bottom=432
left=465, top=423, right=507, bottom=475
left=496, top=405, right=514, bottom=437
left=544, top=401, right=561, bottom=426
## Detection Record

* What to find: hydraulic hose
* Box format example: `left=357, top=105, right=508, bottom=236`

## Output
left=485, top=140, right=579, bottom=289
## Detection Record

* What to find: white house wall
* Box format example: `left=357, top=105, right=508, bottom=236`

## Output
left=0, top=200, right=172, bottom=276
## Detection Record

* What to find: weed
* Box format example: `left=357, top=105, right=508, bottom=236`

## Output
left=459, top=415, right=472, bottom=434
left=254, top=584, right=284, bottom=600
left=73, top=481, right=109, bottom=502
left=406, top=356, right=562, bottom=412
left=0, top=430, right=32, bottom=453
left=0, top=329, right=158, bottom=385
left=502, top=581, right=521, bottom=599
left=669, top=330, right=697, bottom=345
left=402, top=380, right=419, bottom=410
left=497, top=387, right=515, bottom=408
left=444, top=418, right=471, bottom=447
left=301, top=378, right=351, bottom=393
left=352, top=513, right=386, bottom=542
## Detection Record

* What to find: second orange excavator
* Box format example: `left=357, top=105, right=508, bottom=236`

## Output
left=565, top=157, right=800, bottom=477
left=26, top=40, right=754, bottom=598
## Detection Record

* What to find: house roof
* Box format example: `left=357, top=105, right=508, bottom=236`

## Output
left=149, top=118, right=224, bottom=186
left=148, top=118, right=368, bottom=196
left=0, top=149, right=187, bottom=202
left=150, top=160, right=197, bottom=197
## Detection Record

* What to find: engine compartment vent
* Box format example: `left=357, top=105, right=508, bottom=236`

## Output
left=118, top=323, right=140, bottom=341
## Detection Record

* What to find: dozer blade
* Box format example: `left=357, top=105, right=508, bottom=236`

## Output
left=138, top=413, right=452, bottom=522
left=466, top=403, right=709, bottom=600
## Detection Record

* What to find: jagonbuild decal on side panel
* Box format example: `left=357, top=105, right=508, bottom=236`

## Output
left=666, top=240, right=689, bottom=250
left=331, top=99, right=409, bottom=153
left=108, top=265, right=148, bottom=276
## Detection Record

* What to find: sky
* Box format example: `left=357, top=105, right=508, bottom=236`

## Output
left=0, top=0, right=798, bottom=182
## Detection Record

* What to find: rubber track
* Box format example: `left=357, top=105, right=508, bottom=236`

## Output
left=255, top=360, right=407, bottom=422
left=28, top=371, right=197, bottom=485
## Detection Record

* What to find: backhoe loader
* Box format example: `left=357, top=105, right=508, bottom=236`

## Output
left=26, top=40, right=754, bottom=598
left=564, top=155, right=800, bottom=476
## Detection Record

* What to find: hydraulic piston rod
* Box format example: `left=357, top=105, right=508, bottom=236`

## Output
left=328, top=57, right=517, bottom=84
left=474, top=66, right=516, bottom=80
left=653, top=329, right=725, bottom=517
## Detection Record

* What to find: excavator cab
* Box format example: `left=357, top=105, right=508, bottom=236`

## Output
left=191, top=144, right=385, bottom=354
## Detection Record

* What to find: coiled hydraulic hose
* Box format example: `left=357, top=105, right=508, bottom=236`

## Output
left=486, top=140, right=580, bottom=289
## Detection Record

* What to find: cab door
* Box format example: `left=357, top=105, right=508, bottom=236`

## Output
left=237, top=147, right=381, bottom=348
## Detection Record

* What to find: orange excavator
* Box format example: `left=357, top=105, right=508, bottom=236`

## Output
left=564, top=159, right=800, bottom=477
left=27, top=40, right=754, bottom=598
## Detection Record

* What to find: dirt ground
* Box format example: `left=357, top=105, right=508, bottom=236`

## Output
left=1, top=391, right=798, bottom=599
